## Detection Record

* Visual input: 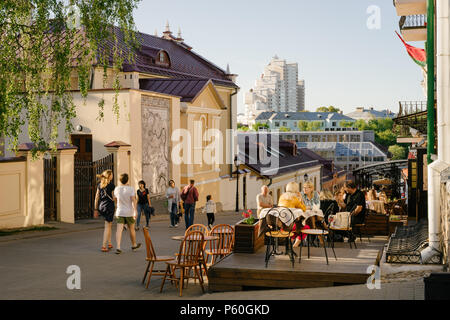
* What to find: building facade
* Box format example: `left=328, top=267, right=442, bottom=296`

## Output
left=253, top=111, right=356, bottom=131
left=3, top=24, right=241, bottom=214
left=345, top=107, right=396, bottom=121
left=255, top=131, right=388, bottom=172
left=243, top=56, right=305, bottom=124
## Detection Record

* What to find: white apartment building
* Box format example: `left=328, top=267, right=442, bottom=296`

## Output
left=243, top=56, right=305, bottom=124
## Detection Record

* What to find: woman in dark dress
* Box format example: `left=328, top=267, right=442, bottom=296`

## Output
left=94, top=169, right=115, bottom=252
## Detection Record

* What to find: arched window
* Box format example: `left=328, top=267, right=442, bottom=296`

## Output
left=156, top=51, right=170, bottom=67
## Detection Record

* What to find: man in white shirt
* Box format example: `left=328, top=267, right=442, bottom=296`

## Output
left=113, top=173, right=141, bottom=254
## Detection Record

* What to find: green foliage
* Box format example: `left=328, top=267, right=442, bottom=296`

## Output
left=340, top=120, right=355, bottom=128
left=388, top=145, right=407, bottom=160
left=316, top=106, right=341, bottom=113
left=279, top=126, right=291, bottom=132
left=297, top=120, right=323, bottom=131
left=252, top=122, right=269, bottom=131
left=297, top=120, right=309, bottom=131
left=0, top=0, right=140, bottom=156
left=237, top=123, right=249, bottom=131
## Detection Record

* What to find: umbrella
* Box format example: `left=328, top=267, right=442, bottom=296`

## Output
left=373, top=178, right=392, bottom=186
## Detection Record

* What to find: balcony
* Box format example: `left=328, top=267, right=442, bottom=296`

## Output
left=399, top=14, right=427, bottom=41
left=393, top=0, right=427, bottom=16
left=393, top=101, right=428, bottom=135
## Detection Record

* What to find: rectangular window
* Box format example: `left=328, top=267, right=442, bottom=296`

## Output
left=275, top=122, right=280, bottom=127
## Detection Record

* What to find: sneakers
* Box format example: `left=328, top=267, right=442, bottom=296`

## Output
left=115, top=249, right=122, bottom=255
left=132, top=243, right=142, bottom=251
left=169, top=225, right=174, bottom=228
left=174, top=224, right=179, bottom=228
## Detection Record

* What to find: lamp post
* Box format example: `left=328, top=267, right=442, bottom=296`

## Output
left=234, top=155, right=241, bottom=212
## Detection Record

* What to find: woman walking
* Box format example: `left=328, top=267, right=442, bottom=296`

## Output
left=94, top=170, right=115, bottom=252
left=136, top=180, right=152, bottom=231
left=114, top=173, right=141, bottom=254
left=166, top=180, right=180, bottom=228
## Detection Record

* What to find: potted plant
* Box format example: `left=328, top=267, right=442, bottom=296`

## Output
left=234, top=210, right=264, bottom=253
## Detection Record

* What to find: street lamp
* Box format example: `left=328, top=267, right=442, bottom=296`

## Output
left=234, top=155, right=241, bottom=212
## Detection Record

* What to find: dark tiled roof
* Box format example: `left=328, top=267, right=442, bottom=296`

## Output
left=255, top=112, right=355, bottom=122
left=139, top=78, right=210, bottom=102
left=100, top=26, right=238, bottom=88
left=237, top=134, right=321, bottom=178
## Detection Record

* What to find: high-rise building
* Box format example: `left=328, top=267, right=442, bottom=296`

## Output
left=243, top=56, right=305, bottom=124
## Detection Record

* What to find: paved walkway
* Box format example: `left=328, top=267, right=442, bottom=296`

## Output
left=0, top=211, right=428, bottom=300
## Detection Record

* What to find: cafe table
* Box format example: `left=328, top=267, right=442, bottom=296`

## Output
left=367, top=200, right=386, bottom=214
left=171, top=234, right=219, bottom=277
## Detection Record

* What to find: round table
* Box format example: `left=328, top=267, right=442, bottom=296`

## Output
left=367, top=200, right=385, bottom=214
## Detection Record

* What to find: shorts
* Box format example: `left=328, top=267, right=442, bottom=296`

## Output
left=116, top=216, right=136, bottom=225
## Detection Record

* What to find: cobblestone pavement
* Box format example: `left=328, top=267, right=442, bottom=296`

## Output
left=0, top=211, right=428, bottom=300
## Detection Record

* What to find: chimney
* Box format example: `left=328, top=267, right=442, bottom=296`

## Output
left=370, top=107, right=374, bottom=111
left=356, top=107, right=364, bottom=112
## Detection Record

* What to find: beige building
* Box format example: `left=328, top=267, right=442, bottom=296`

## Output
left=2, top=24, right=241, bottom=226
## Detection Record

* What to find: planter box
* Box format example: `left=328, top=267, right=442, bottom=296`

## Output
left=234, top=219, right=264, bottom=254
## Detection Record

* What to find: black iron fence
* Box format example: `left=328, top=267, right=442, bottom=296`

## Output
left=44, top=157, right=57, bottom=221
left=397, top=101, right=427, bottom=117
left=74, top=153, right=114, bottom=220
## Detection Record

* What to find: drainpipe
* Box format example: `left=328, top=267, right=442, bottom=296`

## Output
left=427, top=0, right=436, bottom=164
left=422, top=0, right=448, bottom=263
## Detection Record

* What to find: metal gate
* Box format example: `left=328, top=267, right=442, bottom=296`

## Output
left=74, top=153, right=114, bottom=220
left=44, top=157, right=57, bottom=221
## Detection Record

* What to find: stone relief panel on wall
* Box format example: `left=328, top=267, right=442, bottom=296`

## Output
left=141, top=96, right=170, bottom=195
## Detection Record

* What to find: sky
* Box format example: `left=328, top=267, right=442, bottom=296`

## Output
left=133, top=0, right=426, bottom=115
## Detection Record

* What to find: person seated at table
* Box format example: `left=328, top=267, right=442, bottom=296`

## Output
left=301, top=181, right=320, bottom=210
left=367, top=188, right=378, bottom=201
left=256, top=185, right=274, bottom=217
left=338, top=181, right=366, bottom=242
left=379, top=187, right=388, bottom=204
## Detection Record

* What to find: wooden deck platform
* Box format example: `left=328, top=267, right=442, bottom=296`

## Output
left=207, top=240, right=385, bottom=292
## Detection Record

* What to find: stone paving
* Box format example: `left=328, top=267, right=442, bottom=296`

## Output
left=0, top=211, right=430, bottom=300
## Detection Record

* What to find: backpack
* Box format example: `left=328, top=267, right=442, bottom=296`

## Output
left=180, top=186, right=192, bottom=202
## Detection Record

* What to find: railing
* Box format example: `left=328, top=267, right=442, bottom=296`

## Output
left=397, top=101, right=427, bottom=117
left=399, top=14, right=427, bottom=29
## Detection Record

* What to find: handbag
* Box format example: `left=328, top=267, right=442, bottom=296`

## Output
left=329, top=211, right=352, bottom=229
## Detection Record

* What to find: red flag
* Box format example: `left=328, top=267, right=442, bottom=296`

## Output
left=395, top=31, right=426, bottom=68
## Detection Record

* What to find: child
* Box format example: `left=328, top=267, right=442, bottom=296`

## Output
left=202, top=195, right=216, bottom=229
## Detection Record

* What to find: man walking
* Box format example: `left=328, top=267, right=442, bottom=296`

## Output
left=181, top=180, right=199, bottom=229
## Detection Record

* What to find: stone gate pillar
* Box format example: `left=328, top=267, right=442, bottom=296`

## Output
left=51, top=143, right=77, bottom=224
left=105, top=141, right=131, bottom=185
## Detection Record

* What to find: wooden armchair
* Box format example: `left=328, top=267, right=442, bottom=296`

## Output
left=205, top=224, right=234, bottom=266
left=160, top=231, right=205, bottom=297
left=142, top=227, right=174, bottom=289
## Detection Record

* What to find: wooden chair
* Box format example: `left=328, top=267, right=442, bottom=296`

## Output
left=329, top=213, right=357, bottom=249
left=353, top=212, right=370, bottom=243
left=205, top=224, right=234, bottom=266
left=142, top=227, right=174, bottom=289
left=185, top=224, right=209, bottom=236
left=185, top=224, right=209, bottom=274
left=160, top=231, right=205, bottom=297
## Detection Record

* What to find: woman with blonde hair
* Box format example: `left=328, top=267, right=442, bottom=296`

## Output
left=94, top=169, right=115, bottom=252
left=278, top=181, right=306, bottom=210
